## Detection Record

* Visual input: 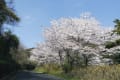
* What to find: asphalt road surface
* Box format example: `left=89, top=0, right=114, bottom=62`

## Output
left=9, top=71, right=64, bottom=80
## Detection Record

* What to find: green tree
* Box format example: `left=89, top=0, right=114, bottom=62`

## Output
left=0, top=0, right=20, bottom=77
left=0, top=31, right=19, bottom=60
left=113, top=19, right=120, bottom=34
left=0, top=31, right=20, bottom=78
left=105, top=19, right=120, bottom=64
left=0, top=0, right=20, bottom=35
left=105, top=19, right=120, bottom=48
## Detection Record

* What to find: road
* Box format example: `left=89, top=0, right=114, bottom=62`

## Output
left=9, top=71, right=64, bottom=80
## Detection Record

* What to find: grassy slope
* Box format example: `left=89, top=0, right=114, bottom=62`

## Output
left=34, top=64, right=120, bottom=80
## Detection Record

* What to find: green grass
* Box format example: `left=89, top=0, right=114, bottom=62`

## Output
left=34, top=64, right=80, bottom=80
left=34, top=66, right=77, bottom=80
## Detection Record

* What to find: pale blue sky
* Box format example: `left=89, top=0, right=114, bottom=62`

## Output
left=11, top=0, right=120, bottom=48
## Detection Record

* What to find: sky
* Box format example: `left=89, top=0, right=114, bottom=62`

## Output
left=10, top=0, right=120, bottom=48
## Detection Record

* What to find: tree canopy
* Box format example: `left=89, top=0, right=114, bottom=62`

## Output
left=30, top=13, right=120, bottom=69
left=0, top=0, right=20, bottom=35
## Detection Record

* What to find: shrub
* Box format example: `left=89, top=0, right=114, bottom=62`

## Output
left=49, top=64, right=120, bottom=80
left=115, top=39, right=120, bottom=45
left=105, top=41, right=116, bottom=49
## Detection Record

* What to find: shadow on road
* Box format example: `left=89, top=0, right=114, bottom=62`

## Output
left=10, top=71, right=63, bottom=80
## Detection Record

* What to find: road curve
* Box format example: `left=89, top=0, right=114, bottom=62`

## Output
left=10, top=71, right=64, bottom=80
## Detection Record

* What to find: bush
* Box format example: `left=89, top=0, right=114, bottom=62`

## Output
left=0, top=60, right=19, bottom=78
left=62, top=63, right=72, bottom=73
left=105, top=41, right=116, bottom=49
left=24, top=62, right=36, bottom=70
left=111, top=53, right=120, bottom=64
left=115, top=39, right=120, bottom=45
left=35, top=63, right=62, bottom=74
left=24, top=64, right=35, bottom=70
left=36, top=64, right=120, bottom=80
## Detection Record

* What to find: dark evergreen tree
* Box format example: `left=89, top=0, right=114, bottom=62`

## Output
left=0, top=0, right=20, bottom=35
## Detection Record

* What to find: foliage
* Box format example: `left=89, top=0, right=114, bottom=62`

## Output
left=0, top=0, right=20, bottom=24
left=106, top=19, right=120, bottom=49
left=0, top=31, right=19, bottom=60
left=105, top=41, right=116, bottom=49
left=111, top=53, right=120, bottom=64
left=35, top=64, right=120, bottom=80
left=0, top=61, right=18, bottom=78
left=24, top=61, right=36, bottom=70
left=0, top=0, right=20, bottom=78
left=103, top=51, right=120, bottom=64
left=0, top=31, right=20, bottom=77
left=10, top=45, right=36, bottom=70
left=31, top=13, right=119, bottom=73
left=105, top=39, right=120, bottom=49
left=113, top=19, right=120, bottom=35
left=35, top=63, right=62, bottom=74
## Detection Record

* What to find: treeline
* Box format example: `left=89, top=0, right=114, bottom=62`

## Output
left=32, top=14, right=120, bottom=80
left=0, top=0, right=35, bottom=78
left=31, top=12, right=120, bottom=75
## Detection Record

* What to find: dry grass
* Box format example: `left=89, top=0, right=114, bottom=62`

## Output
left=35, top=64, right=120, bottom=80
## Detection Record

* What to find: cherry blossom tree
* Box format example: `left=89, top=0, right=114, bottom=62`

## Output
left=30, top=13, right=120, bottom=69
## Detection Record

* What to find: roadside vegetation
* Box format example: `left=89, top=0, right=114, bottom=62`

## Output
left=1, top=0, right=120, bottom=80
left=0, top=0, right=35, bottom=78
left=31, top=13, right=120, bottom=80
left=35, top=64, right=120, bottom=80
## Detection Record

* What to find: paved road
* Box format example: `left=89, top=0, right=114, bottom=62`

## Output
left=10, top=71, right=64, bottom=80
